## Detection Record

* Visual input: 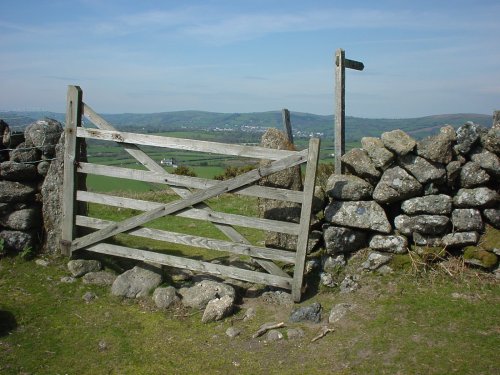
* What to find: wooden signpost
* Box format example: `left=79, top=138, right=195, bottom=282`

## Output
left=335, top=48, right=364, bottom=174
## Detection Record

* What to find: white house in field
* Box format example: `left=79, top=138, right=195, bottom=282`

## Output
left=160, top=157, right=178, bottom=168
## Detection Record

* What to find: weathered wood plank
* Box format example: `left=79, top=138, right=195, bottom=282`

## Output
left=77, top=127, right=298, bottom=160
left=84, top=243, right=293, bottom=289
left=61, top=85, right=82, bottom=256
left=282, top=108, right=294, bottom=144
left=76, top=190, right=300, bottom=235
left=76, top=215, right=296, bottom=263
left=335, top=48, right=345, bottom=175
left=292, top=138, right=320, bottom=302
left=78, top=162, right=303, bottom=203
left=84, top=103, right=290, bottom=278
left=72, top=150, right=306, bottom=251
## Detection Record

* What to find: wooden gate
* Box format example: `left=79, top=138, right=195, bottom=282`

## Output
left=61, top=85, right=320, bottom=302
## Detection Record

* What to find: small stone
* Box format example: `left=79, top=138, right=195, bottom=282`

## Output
left=179, top=280, right=235, bottom=310
left=416, top=127, right=455, bottom=164
left=82, top=271, right=116, bottom=286
left=442, top=232, right=479, bottom=247
left=361, top=137, right=394, bottom=170
left=201, top=295, right=234, bottom=323
left=394, top=215, right=450, bottom=236
left=459, top=162, right=490, bottom=188
left=323, top=226, right=368, bottom=254
left=381, top=129, right=416, bottom=156
left=373, top=166, right=422, bottom=204
left=320, top=272, right=337, bottom=288
left=453, top=188, right=499, bottom=208
left=369, top=235, right=408, bottom=254
left=483, top=208, right=500, bottom=228
left=111, top=264, right=163, bottom=299
left=243, top=307, right=256, bottom=321
left=82, top=291, right=97, bottom=303
left=286, top=328, right=305, bottom=339
left=401, top=195, right=452, bottom=215
left=324, top=201, right=391, bottom=233
left=376, top=265, right=393, bottom=275
left=451, top=209, right=483, bottom=232
left=470, top=149, right=500, bottom=178
left=35, top=259, right=50, bottom=267
left=60, top=276, right=76, bottom=283
left=305, top=259, right=320, bottom=274
left=412, top=232, right=443, bottom=247
left=98, top=340, right=108, bottom=352
left=361, top=252, right=392, bottom=271
left=339, top=275, right=360, bottom=293
left=341, top=149, right=380, bottom=182
left=67, top=259, right=102, bottom=278
left=266, top=329, right=284, bottom=341
left=260, top=291, right=293, bottom=306
left=152, top=286, right=179, bottom=309
left=325, top=174, right=374, bottom=200
left=289, top=302, right=322, bottom=323
left=455, top=122, right=482, bottom=154
left=226, top=327, right=241, bottom=338
left=328, top=303, right=354, bottom=324
left=322, top=254, right=346, bottom=273
left=446, top=161, right=461, bottom=187
left=399, top=154, right=446, bottom=185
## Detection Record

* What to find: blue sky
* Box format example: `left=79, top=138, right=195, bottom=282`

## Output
left=0, top=0, right=499, bottom=117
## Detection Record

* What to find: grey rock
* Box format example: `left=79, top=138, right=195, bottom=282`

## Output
left=289, top=302, right=322, bottom=323
left=10, top=142, right=39, bottom=163
left=0, top=180, right=36, bottom=203
left=260, top=291, right=293, bottom=306
left=312, top=186, right=327, bottom=214
left=381, top=129, right=416, bottom=156
left=401, top=195, right=452, bottom=215
left=442, top=232, right=479, bottom=247
left=377, top=265, right=393, bottom=275
left=179, top=280, right=235, bottom=309
left=361, top=137, right=394, bottom=170
left=446, top=161, right=461, bottom=187
left=320, top=272, right=337, bottom=287
left=111, top=264, right=163, bottom=298
left=394, top=215, right=450, bottom=236
left=459, top=162, right=489, bottom=188
left=0, top=208, right=40, bottom=231
left=416, top=126, right=455, bottom=164
left=201, top=295, right=234, bottom=323
left=0, top=161, right=38, bottom=181
left=339, top=275, right=360, bottom=293
left=453, top=187, right=499, bottom=208
left=412, top=232, right=443, bottom=247
left=325, top=174, right=373, bottom=200
left=286, top=328, right=305, bottom=339
left=399, top=154, right=446, bottom=184
left=226, top=327, right=242, bottom=338
left=483, top=208, right=500, bottom=228
left=455, top=122, right=482, bottom=154
left=341, top=149, right=380, bottom=181
left=243, top=307, right=256, bottom=321
left=266, top=330, right=284, bottom=341
left=98, top=340, right=108, bottom=352
left=322, top=254, right=346, bottom=273
left=471, top=149, right=500, bottom=178
left=451, top=209, right=483, bottom=232
left=361, top=252, right=392, bottom=271
left=305, top=259, right=320, bottom=274
left=35, top=258, right=50, bottom=267
left=329, top=303, right=355, bottom=324
left=369, top=235, right=408, bottom=254
left=37, top=161, right=50, bottom=177
left=323, top=226, right=368, bottom=254
left=324, top=201, right=391, bottom=233
left=482, top=125, right=500, bottom=154
left=60, top=276, right=76, bottom=283
left=82, top=291, right=97, bottom=303
left=423, top=183, right=440, bottom=196
left=373, top=167, right=422, bottom=204
left=82, top=271, right=116, bottom=286
left=67, top=259, right=102, bottom=277
left=0, top=230, right=34, bottom=252
left=152, top=286, right=179, bottom=309
left=24, top=118, right=63, bottom=157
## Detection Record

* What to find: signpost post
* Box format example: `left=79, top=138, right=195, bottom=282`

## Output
left=335, top=48, right=364, bottom=174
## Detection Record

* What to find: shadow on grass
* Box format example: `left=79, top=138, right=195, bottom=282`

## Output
left=0, top=310, right=17, bottom=337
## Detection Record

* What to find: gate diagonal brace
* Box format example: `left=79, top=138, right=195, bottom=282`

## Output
left=71, top=150, right=308, bottom=252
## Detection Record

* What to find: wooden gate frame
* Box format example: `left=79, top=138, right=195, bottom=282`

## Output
left=61, top=85, right=320, bottom=302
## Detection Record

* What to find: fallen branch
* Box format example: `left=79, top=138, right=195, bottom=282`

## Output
left=311, top=326, right=334, bottom=342
left=252, top=322, right=285, bottom=338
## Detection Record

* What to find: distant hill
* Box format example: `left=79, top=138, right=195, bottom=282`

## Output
left=0, top=110, right=491, bottom=141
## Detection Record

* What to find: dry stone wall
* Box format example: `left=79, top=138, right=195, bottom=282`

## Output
left=322, top=121, right=499, bottom=271
left=0, top=118, right=66, bottom=255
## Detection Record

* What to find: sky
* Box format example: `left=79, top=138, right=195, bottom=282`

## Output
left=0, top=0, right=499, bottom=118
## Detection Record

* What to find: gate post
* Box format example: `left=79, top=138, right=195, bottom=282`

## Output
left=61, top=85, right=82, bottom=256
